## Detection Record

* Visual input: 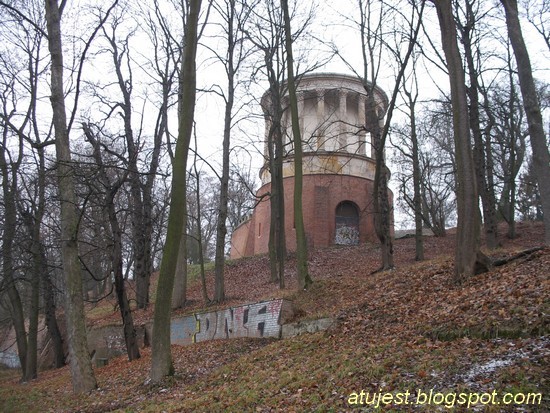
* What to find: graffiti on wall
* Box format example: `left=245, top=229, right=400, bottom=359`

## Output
left=335, top=225, right=359, bottom=245
left=170, top=299, right=289, bottom=346
left=0, top=351, right=20, bottom=368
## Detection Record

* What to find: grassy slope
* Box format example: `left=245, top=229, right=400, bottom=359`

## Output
left=0, top=222, right=548, bottom=412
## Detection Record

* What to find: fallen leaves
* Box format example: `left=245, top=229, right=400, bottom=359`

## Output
left=1, top=222, right=548, bottom=412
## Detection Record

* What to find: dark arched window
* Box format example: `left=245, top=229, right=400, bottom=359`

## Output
left=335, top=201, right=359, bottom=245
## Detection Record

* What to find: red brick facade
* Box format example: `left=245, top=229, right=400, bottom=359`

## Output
left=230, top=173, right=386, bottom=258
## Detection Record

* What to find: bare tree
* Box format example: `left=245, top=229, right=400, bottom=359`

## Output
left=431, top=0, right=491, bottom=282
left=151, top=0, right=202, bottom=383
left=357, top=0, right=424, bottom=270
left=393, top=100, right=456, bottom=237
left=0, top=0, right=56, bottom=381
left=394, top=62, right=424, bottom=260
left=83, top=123, right=140, bottom=361
left=501, top=0, right=550, bottom=245
left=1, top=0, right=66, bottom=373
left=280, top=0, right=312, bottom=289
left=101, top=13, right=150, bottom=309
left=455, top=0, right=499, bottom=249
left=44, top=0, right=97, bottom=392
left=523, top=0, right=550, bottom=52
left=0, top=87, right=28, bottom=380
left=245, top=0, right=288, bottom=287
left=136, top=0, right=183, bottom=309
left=491, top=64, right=528, bottom=238
left=207, top=0, right=254, bottom=302
left=190, top=141, right=210, bottom=303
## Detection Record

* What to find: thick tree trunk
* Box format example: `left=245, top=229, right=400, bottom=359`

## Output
left=45, top=0, right=97, bottom=393
left=433, top=0, right=487, bottom=283
left=365, top=85, right=394, bottom=269
left=43, top=262, right=65, bottom=368
left=372, top=149, right=394, bottom=270
left=266, top=91, right=286, bottom=287
left=151, top=0, right=201, bottom=383
left=281, top=0, right=312, bottom=290
left=501, top=0, right=550, bottom=245
left=273, top=106, right=286, bottom=289
left=171, top=216, right=188, bottom=309
left=23, top=167, right=48, bottom=380
left=269, top=184, right=279, bottom=284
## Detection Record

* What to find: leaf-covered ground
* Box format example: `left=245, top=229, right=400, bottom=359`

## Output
left=1, top=222, right=548, bottom=412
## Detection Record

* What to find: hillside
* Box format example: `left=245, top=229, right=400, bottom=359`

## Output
left=0, top=222, right=548, bottom=412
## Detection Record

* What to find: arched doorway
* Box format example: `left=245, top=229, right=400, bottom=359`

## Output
left=335, top=201, right=360, bottom=245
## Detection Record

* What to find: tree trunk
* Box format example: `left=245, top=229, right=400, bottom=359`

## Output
left=171, top=216, right=188, bottom=309
left=109, top=193, right=141, bottom=361
left=83, top=121, right=142, bottom=361
left=107, top=29, right=150, bottom=309
left=266, top=89, right=286, bottom=287
left=363, top=0, right=424, bottom=270
left=151, top=0, right=202, bottom=383
left=213, top=78, right=232, bottom=304
left=193, top=167, right=210, bottom=304
left=0, top=132, right=28, bottom=380
left=272, top=95, right=286, bottom=289
left=212, top=0, right=242, bottom=303
left=507, top=74, right=518, bottom=239
left=269, top=183, right=280, bottom=284
left=45, top=0, right=97, bottom=393
left=1, top=189, right=28, bottom=379
left=43, top=260, right=65, bottom=368
left=281, top=0, right=312, bottom=290
left=432, top=0, right=486, bottom=283
left=501, top=0, right=550, bottom=245
left=459, top=2, right=498, bottom=249
left=479, top=84, right=499, bottom=247
left=409, top=96, right=424, bottom=261
left=24, top=224, right=41, bottom=381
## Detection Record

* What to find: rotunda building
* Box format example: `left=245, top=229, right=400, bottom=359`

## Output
left=230, top=73, right=391, bottom=259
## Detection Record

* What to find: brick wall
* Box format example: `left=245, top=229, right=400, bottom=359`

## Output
left=230, top=173, right=385, bottom=259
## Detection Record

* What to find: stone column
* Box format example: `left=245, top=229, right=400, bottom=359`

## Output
left=358, top=94, right=368, bottom=156
left=316, top=89, right=325, bottom=150
left=339, top=90, right=348, bottom=151
left=297, top=91, right=304, bottom=152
